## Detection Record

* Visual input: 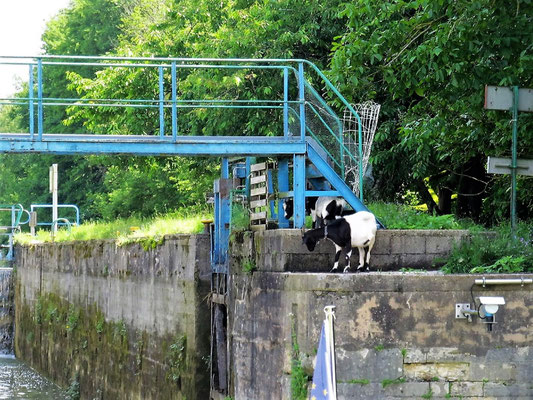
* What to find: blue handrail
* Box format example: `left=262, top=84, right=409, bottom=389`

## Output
left=0, top=55, right=364, bottom=199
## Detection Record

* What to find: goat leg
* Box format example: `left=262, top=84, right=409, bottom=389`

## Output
left=342, top=247, right=352, bottom=273
left=356, top=246, right=365, bottom=272
left=331, top=244, right=343, bottom=273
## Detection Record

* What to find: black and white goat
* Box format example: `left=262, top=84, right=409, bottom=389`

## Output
left=302, top=211, right=377, bottom=273
left=283, top=196, right=345, bottom=228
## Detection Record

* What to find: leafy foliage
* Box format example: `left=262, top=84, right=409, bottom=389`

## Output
left=441, top=222, right=533, bottom=273
left=329, top=0, right=533, bottom=223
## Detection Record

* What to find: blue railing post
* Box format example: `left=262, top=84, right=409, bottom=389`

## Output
left=298, top=63, right=306, bottom=141
left=220, top=158, right=230, bottom=269
left=171, top=61, right=177, bottom=140
left=29, top=64, right=34, bottom=139
left=283, top=67, right=289, bottom=138
left=293, top=154, right=306, bottom=228
left=158, top=66, right=165, bottom=137
left=277, top=158, right=290, bottom=228
left=37, top=58, right=43, bottom=140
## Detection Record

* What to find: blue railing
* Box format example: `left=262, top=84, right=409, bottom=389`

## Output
left=30, top=204, right=80, bottom=228
left=0, top=55, right=364, bottom=199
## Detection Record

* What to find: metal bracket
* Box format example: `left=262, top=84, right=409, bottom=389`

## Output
left=455, top=303, right=472, bottom=319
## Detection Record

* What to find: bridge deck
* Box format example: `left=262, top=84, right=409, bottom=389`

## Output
left=0, top=133, right=306, bottom=156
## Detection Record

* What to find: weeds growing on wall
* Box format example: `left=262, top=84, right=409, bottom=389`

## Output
left=441, top=222, right=533, bottom=274
left=290, top=315, right=309, bottom=400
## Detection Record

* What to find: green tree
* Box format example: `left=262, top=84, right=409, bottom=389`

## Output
left=329, top=0, right=533, bottom=223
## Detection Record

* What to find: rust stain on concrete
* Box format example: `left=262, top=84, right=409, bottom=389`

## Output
left=350, top=296, right=383, bottom=341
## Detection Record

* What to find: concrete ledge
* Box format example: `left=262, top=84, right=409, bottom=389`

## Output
left=249, top=229, right=472, bottom=272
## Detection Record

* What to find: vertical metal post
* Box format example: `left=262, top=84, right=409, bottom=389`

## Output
left=245, top=157, right=251, bottom=198
left=277, top=158, right=290, bottom=228
left=293, top=154, right=306, bottom=228
left=220, top=158, right=230, bottom=267
left=171, top=61, right=177, bottom=140
left=357, top=114, right=364, bottom=201
left=510, top=86, right=518, bottom=237
left=50, top=164, right=58, bottom=234
left=37, top=58, right=43, bottom=140
left=29, top=64, right=34, bottom=139
left=298, top=63, right=306, bottom=141
left=159, top=66, right=165, bottom=138
left=283, top=67, right=289, bottom=138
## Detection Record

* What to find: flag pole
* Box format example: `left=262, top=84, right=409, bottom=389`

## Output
left=324, top=305, right=337, bottom=399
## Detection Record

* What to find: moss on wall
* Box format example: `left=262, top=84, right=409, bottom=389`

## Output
left=15, top=290, right=205, bottom=399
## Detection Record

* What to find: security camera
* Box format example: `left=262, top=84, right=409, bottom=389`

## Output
left=478, top=296, right=505, bottom=317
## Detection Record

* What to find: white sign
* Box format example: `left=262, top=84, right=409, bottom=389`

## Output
left=484, top=86, right=533, bottom=112
left=487, top=157, right=533, bottom=176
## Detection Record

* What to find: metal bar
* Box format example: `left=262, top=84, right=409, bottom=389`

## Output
left=2, top=97, right=292, bottom=105
left=171, top=61, right=177, bottom=140
left=293, top=154, right=306, bottom=228
left=29, top=64, right=34, bottom=139
left=511, top=86, right=518, bottom=238
left=298, top=63, right=306, bottom=141
left=37, top=58, right=43, bottom=140
left=475, top=278, right=533, bottom=286
left=277, top=158, right=290, bottom=228
left=0, top=138, right=306, bottom=156
left=159, top=66, right=165, bottom=137
left=283, top=68, right=289, bottom=137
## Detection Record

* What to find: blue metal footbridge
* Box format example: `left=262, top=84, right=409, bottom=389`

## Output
left=0, top=55, right=380, bottom=396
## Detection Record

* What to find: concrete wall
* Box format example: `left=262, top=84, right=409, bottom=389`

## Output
left=13, top=229, right=533, bottom=399
left=252, top=229, right=471, bottom=272
left=0, top=267, right=13, bottom=354
left=229, top=271, right=533, bottom=399
left=229, top=230, right=533, bottom=400
left=14, top=235, right=211, bottom=400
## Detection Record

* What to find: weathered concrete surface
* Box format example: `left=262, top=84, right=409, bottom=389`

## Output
left=14, top=235, right=211, bottom=400
left=229, top=271, right=533, bottom=400
left=250, top=229, right=471, bottom=272
left=0, top=267, right=13, bottom=354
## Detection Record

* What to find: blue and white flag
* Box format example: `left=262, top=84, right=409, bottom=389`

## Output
left=310, top=306, right=336, bottom=400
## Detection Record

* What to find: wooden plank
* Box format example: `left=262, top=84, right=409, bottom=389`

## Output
left=250, top=199, right=267, bottom=209
left=250, top=174, right=267, bottom=184
left=250, top=211, right=267, bottom=220
left=250, top=224, right=266, bottom=231
left=250, top=162, right=267, bottom=172
left=250, top=187, right=267, bottom=196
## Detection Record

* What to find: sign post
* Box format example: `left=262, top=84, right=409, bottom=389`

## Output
left=484, top=86, right=533, bottom=237
left=49, top=164, right=58, bottom=234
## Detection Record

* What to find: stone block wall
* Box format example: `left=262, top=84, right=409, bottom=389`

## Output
left=229, top=272, right=533, bottom=399
left=229, top=230, right=533, bottom=400
left=14, top=235, right=211, bottom=400
left=251, top=229, right=471, bottom=272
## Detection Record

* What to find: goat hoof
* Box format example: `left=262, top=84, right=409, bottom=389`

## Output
left=342, top=267, right=350, bottom=273
left=330, top=267, right=339, bottom=273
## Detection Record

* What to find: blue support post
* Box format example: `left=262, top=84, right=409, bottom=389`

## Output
left=298, top=63, right=306, bottom=141
left=37, top=58, right=43, bottom=140
left=171, top=61, right=177, bottom=140
left=277, top=158, right=290, bottom=228
left=219, top=158, right=230, bottom=270
left=293, top=154, right=306, bottom=228
left=29, top=64, right=34, bottom=139
left=245, top=157, right=251, bottom=198
left=159, top=66, right=165, bottom=137
left=283, top=67, right=289, bottom=137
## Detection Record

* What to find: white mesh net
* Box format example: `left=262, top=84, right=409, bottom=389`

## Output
left=342, top=101, right=381, bottom=196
